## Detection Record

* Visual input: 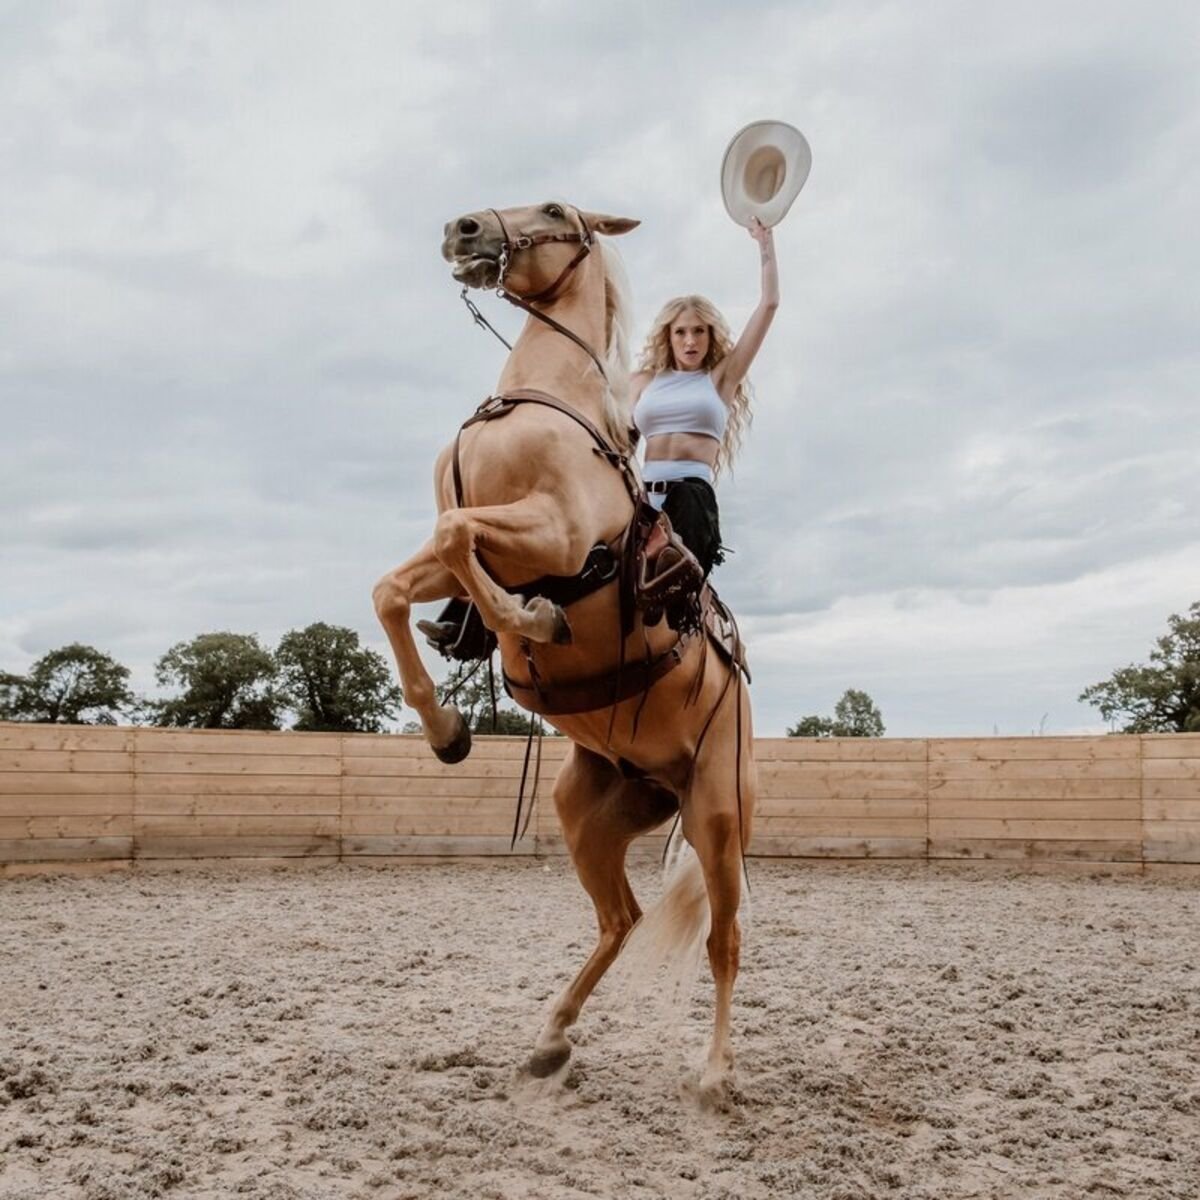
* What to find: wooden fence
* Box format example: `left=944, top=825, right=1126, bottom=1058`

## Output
left=1, top=723, right=1197, bottom=874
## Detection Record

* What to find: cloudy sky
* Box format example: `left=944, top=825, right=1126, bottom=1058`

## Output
left=2, top=1, right=1197, bottom=737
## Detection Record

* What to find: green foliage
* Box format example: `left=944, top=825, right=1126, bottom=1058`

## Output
left=0, top=644, right=134, bottom=724
left=1079, top=602, right=1200, bottom=733
left=274, top=623, right=402, bottom=732
left=788, top=688, right=885, bottom=738
left=151, top=632, right=282, bottom=730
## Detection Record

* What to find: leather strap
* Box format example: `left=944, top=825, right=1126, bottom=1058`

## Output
left=452, top=390, right=642, bottom=512
left=503, top=628, right=697, bottom=716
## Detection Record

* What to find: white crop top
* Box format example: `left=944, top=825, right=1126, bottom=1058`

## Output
left=634, top=370, right=728, bottom=442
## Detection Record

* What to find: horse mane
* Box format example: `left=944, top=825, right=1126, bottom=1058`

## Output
left=599, top=240, right=634, bottom=454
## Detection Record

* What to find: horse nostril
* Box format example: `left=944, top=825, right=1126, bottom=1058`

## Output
left=457, top=216, right=481, bottom=237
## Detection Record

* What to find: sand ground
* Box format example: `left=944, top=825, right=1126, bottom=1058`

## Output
left=1, top=859, right=1197, bottom=1200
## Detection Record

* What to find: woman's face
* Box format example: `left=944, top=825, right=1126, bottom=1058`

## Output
left=669, top=308, right=710, bottom=371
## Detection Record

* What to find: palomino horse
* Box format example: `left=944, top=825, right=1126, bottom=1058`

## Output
left=372, top=200, right=755, bottom=1099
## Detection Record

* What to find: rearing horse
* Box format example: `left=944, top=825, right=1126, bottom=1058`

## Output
left=372, top=200, right=756, bottom=1099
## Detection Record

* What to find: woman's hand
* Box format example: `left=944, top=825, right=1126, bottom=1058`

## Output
left=748, top=216, right=774, bottom=251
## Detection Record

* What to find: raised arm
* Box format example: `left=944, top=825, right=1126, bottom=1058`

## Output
left=714, top=218, right=779, bottom=402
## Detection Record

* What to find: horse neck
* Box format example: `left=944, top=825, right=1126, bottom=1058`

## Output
left=495, top=270, right=609, bottom=416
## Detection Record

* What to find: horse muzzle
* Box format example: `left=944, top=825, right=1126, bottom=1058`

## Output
left=442, top=213, right=503, bottom=289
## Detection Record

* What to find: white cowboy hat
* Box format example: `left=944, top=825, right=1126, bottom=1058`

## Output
left=720, top=120, right=812, bottom=228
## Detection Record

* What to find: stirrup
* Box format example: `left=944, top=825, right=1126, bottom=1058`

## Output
left=418, top=599, right=497, bottom=662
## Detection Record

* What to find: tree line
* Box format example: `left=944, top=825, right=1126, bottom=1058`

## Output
left=0, top=625, right=402, bottom=732
left=2, top=602, right=1195, bottom=735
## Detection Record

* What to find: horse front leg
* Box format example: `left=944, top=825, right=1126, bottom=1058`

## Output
left=372, top=541, right=473, bottom=763
left=433, top=496, right=581, bottom=646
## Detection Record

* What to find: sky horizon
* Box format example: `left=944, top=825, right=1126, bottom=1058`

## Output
left=3, top=2, right=1197, bottom=737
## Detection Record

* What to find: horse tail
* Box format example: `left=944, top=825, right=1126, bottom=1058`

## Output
left=607, top=824, right=711, bottom=1018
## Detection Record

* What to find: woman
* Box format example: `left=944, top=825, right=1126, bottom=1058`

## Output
left=631, top=216, right=779, bottom=577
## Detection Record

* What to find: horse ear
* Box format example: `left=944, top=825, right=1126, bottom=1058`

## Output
left=582, top=212, right=640, bottom=237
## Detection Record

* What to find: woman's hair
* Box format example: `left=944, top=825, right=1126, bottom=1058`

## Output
left=635, top=294, right=752, bottom=475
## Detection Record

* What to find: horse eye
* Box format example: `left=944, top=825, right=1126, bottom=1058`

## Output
left=545, top=205, right=564, bottom=219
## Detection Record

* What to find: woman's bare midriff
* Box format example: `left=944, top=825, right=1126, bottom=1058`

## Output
left=642, top=431, right=720, bottom=468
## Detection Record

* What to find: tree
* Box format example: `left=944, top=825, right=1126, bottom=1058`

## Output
left=1079, top=602, right=1200, bottom=733
left=788, top=688, right=885, bottom=738
left=152, top=632, right=282, bottom=729
left=403, top=661, right=539, bottom=736
left=274, top=623, right=403, bottom=732
left=0, top=644, right=134, bottom=724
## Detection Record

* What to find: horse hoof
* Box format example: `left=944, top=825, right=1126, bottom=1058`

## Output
left=527, top=1044, right=571, bottom=1078
left=431, top=710, right=472, bottom=764
left=694, top=1071, right=734, bottom=1112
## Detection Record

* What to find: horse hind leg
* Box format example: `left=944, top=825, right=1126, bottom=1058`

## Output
left=527, top=748, right=677, bottom=1078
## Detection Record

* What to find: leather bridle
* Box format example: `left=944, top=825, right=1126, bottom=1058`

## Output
left=459, top=206, right=608, bottom=381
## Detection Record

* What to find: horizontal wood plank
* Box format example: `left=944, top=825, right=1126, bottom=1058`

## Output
left=0, top=836, right=132, bottom=863
left=133, top=729, right=343, bottom=756
left=928, top=779, right=1138, bottom=800
left=0, top=814, right=133, bottom=838
left=929, top=838, right=1141, bottom=863
left=930, top=737, right=1138, bottom=761
left=342, top=775, right=549, bottom=800
left=929, top=799, right=1140, bottom=820
left=929, top=818, right=1140, bottom=841
left=134, top=815, right=341, bottom=838
left=0, top=772, right=132, bottom=796
left=1143, top=779, right=1200, bottom=800
left=341, top=835, right=532, bottom=857
left=756, top=739, right=926, bottom=762
left=749, top=836, right=927, bottom=859
left=134, top=835, right=338, bottom=860
left=752, top=817, right=927, bottom=838
left=1141, top=758, right=1200, bottom=780
left=133, top=793, right=340, bottom=817
left=930, top=760, right=1139, bottom=781
left=1140, top=734, right=1200, bottom=758
left=755, top=797, right=926, bottom=819
left=133, top=752, right=339, bottom=776
left=0, top=794, right=135, bottom=817
left=133, top=773, right=340, bottom=797
left=1142, top=799, right=1200, bottom=821
left=0, top=750, right=131, bottom=774
left=0, top=726, right=132, bottom=752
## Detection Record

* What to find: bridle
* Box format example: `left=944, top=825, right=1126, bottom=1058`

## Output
left=458, top=206, right=608, bottom=381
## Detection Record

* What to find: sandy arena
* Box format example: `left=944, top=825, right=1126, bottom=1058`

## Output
left=1, top=859, right=1197, bottom=1199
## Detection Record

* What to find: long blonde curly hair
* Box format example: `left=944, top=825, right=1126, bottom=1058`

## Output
left=635, top=294, right=753, bottom=476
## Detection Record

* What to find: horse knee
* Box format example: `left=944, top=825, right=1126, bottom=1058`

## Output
left=372, top=573, right=409, bottom=626
left=433, top=510, right=471, bottom=565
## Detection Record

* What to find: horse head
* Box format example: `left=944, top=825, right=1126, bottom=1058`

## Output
left=441, top=201, right=638, bottom=300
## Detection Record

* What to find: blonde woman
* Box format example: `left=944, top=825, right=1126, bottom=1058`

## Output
left=631, top=217, right=779, bottom=576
